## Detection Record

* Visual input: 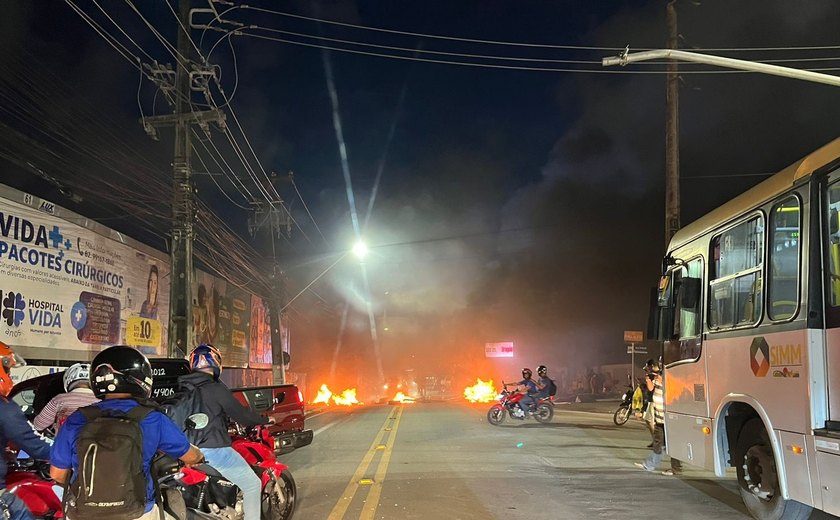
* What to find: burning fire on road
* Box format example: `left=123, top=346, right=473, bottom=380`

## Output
left=463, top=378, right=497, bottom=403
left=390, top=391, right=415, bottom=404
left=312, top=384, right=361, bottom=406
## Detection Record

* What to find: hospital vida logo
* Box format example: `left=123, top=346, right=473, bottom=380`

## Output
left=1, top=290, right=25, bottom=327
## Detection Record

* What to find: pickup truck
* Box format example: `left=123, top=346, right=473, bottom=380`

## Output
left=9, top=358, right=313, bottom=454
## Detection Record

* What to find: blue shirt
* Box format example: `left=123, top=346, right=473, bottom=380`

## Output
left=518, top=378, right=538, bottom=394
left=51, top=399, right=191, bottom=512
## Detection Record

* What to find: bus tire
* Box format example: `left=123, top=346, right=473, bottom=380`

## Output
left=735, top=419, right=812, bottom=520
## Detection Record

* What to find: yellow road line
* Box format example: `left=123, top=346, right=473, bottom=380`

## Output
left=359, top=406, right=404, bottom=520
left=327, top=406, right=401, bottom=520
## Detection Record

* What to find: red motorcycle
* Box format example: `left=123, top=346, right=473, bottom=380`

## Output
left=486, top=384, right=554, bottom=426
left=156, top=415, right=296, bottom=520
left=5, top=453, right=63, bottom=519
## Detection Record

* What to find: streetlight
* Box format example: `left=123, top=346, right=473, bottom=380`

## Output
left=602, top=48, right=840, bottom=87
left=352, top=240, right=368, bottom=260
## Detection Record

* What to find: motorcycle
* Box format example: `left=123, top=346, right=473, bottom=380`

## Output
left=613, top=383, right=647, bottom=426
left=486, top=384, right=554, bottom=426
left=156, top=414, right=297, bottom=520
left=5, top=452, right=64, bottom=519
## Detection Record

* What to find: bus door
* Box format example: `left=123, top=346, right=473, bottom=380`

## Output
left=822, top=173, right=840, bottom=426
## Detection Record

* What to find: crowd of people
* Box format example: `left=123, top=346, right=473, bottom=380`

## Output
left=0, top=340, right=272, bottom=520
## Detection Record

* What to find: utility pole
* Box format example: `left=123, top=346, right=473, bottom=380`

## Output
left=144, top=0, right=225, bottom=357
left=248, top=173, right=291, bottom=383
left=665, top=0, right=680, bottom=246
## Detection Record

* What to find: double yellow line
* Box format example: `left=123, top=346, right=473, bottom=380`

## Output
left=327, top=405, right=404, bottom=520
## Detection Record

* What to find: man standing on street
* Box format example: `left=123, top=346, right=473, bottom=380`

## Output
left=634, top=359, right=682, bottom=476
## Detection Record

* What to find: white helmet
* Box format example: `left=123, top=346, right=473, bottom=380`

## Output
left=63, top=363, right=90, bottom=392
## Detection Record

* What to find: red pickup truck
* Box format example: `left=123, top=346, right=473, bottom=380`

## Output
left=10, top=358, right=312, bottom=454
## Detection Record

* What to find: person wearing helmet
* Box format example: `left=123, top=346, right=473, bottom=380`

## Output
left=510, top=368, right=537, bottom=418
left=177, top=344, right=274, bottom=520
left=50, top=346, right=203, bottom=520
left=0, top=341, right=52, bottom=520
left=533, top=365, right=556, bottom=399
left=33, top=363, right=99, bottom=432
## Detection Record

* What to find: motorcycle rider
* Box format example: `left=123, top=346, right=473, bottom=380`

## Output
left=0, top=342, right=52, bottom=520
left=509, top=368, right=537, bottom=418
left=33, top=363, right=99, bottom=432
left=519, top=365, right=554, bottom=415
left=50, top=346, right=203, bottom=520
left=178, top=344, right=275, bottom=520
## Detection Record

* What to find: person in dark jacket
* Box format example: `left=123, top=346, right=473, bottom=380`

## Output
left=0, top=341, right=52, bottom=520
left=180, top=344, right=274, bottom=520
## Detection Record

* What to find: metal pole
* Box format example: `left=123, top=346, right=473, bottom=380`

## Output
left=168, top=0, right=194, bottom=357
left=665, top=0, right=680, bottom=245
left=603, top=49, right=840, bottom=88
left=631, top=343, right=635, bottom=386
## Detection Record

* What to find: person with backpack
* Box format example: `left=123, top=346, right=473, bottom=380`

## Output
left=520, top=364, right=556, bottom=414
left=49, top=345, right=203, bottom=520
left=33, top=363, right=99, bottom=433
left=173, top=344, right=274, bottom=520
left=0, top=341, right=52, bottom=520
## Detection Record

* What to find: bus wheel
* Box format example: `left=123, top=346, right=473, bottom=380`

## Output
left=735, top=419, right=812, bottom=520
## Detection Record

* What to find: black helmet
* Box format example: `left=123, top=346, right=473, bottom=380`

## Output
left=522, top=368, right=532, bottom=379
left=90, top=345, right=154, bottom=399
left=537, top=365, right=548, bottom=377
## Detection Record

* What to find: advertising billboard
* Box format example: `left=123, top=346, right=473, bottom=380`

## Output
left=192, top=269, right=251, bottom=368
left=0, top=187, right=170, bottom=359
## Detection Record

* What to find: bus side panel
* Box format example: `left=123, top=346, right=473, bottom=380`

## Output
left=664, top=412, right=714, bottom=471
left=706, top=329, right=810, bottom=433
left=777, top=430, right=814, bottom=505
left=816, top=450, right=840, bottom=516
left=665, top=354, right=709, bottom=418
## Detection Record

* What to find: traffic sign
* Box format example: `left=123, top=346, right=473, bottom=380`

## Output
left=626, top=345, right=648, bottom=354
left=624, top=330, right=644, bottom=342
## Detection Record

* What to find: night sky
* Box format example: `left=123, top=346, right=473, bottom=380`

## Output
left=3, top=1, right=840, bottom=392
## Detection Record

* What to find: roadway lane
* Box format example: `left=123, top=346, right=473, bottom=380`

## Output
left=283, top=401, right=832, bottom=519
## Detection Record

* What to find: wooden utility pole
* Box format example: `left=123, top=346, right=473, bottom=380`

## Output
left=665, top=0, right=680, bottom=245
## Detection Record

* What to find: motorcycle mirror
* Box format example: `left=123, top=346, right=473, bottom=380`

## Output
left=186, top=413, right=209, bottom=430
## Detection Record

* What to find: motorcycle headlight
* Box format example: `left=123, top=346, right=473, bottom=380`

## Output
left=622, top=393, right=628, bottom=400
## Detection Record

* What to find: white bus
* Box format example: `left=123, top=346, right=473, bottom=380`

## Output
left=655, top=136, right=840, bottom=520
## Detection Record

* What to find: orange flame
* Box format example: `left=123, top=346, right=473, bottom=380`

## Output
left=312, top=384, right=333, bottom=405
left=312, top=384, right=360, bottom=406
left=463, top=378, right=497, bottom=403
left=392, top=391, right=415, bottom=404
left=332, top=388, right=359, bottom=406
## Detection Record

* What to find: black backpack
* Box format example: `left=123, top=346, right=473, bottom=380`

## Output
left=64, top=405, right=153, bottom=520
left=162, top=381, right=208, bottom=444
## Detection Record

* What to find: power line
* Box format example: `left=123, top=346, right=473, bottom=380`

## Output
left=239, top=6, right=840, bottom=55
left=235, top=31, right=840, bottom=74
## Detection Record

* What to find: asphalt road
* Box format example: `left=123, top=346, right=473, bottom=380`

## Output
left=282, top=400, right=835, bottom=520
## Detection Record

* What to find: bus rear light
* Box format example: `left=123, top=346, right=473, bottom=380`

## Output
left=791, top=445, right=804, bottom=455
left=702, top=426, right=711, bottom=435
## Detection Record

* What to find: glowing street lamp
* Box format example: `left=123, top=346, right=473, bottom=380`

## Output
left=352, top=240, right=368, bottom=259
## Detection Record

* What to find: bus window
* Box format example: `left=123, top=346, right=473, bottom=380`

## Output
left=768, top=196, right=800, bottom=320
left=664, top=258, right=703, bottom=364
left=709, top=216, right=764, bottom=329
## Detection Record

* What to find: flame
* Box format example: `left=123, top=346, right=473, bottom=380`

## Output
left=463, top=378, right=497, bottom=403
left=312, top=384, right=333, bottom=405
left=332, top=388, right=359, bottom=406
left=392, top=391, right=415, bottom=404
left=312, top=384, right=360, bottom=406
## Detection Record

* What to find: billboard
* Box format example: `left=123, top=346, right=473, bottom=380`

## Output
left=485, top=341, right=515, bottom=358
left=192, top=270, right=251, bottom=368
left=248, top=294, right=272, bottom=368
left=0, top=189, right=170, bottom=359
